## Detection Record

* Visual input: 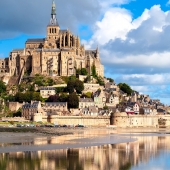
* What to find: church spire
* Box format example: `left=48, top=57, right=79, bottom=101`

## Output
left=49, top=0, right=59, bottom=26
left=51, top=0, right=56, bottom=17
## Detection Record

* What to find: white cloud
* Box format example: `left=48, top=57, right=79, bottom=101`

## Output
left=102, top=51, right=170, bottom=68
left=117, top=74, right=170, bottom=85
left=83, top=8, right=133, bottom=47
left=83, top=5, right=170, bottom=80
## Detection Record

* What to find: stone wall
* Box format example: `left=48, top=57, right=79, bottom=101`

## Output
left=41, top=115, right=110, bottom=127
left=111, top=113, right=162, bottom=128
left=7, top=102, right=23, bottom=112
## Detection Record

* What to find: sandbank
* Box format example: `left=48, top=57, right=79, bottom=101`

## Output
left=0, top=127, right=170, bottom=153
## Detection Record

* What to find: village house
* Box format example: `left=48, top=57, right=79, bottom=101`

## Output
left=93, top=90, right=106, bottom=108
left=83, top=83, right=100, bottom=93
left=79, top=98, right=95, bottom=109
left=82, top=106, right=98, bottom=116
left=22, top=101, right=43, bottom=120
left=105, top=93, right=119, bottom=107
left=133, top=103, right=140, bottom=114
left=42, top=102, right=68, bottom=115
left=40, top=87, right=56, bottom=98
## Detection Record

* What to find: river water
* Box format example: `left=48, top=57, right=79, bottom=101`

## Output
left=0, top=129, right=170, bottom=170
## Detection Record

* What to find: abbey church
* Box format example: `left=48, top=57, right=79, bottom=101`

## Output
left=0, top=1, right=104, bottom=78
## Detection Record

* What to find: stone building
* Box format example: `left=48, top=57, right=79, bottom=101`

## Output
left=22, top=101, right=68, bottom=120
left=105, top=93, right=119, bottom=107
left=93, top=90, right=106, bottom=108
left=0, top=0, right=104, bottom=81
left=79, top=98, right=95, bottom=109
left=42, top=102, right=68, bottom=115
left=40, top=87, right=56, bottom=98
left=22, top=101, right=43, bottom=120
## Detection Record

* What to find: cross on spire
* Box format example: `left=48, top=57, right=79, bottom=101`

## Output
left=49, top=0, right=59, bottom=26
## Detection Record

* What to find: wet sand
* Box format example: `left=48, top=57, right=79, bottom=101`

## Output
left=0, top=127, right=170, bottom=153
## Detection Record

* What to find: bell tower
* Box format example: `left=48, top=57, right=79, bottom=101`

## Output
left=47, top=0, right=60, bottom=40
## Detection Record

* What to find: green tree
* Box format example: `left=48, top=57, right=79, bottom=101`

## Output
left=91, top=64, right=97, bottom=77
left=0, top=80, right=6, bottom=95
left=0, top=103, right=3, bottom=113
left=15, top=92, right=42, bottom=103
left=67, top=93, right=79, bottom=108
left=81, top=68, right=88, bottom=75
left=32, top=92, right=42, bottom=101
left=59, top=93, right=68, bottom=102
left=67, top=80, right=75, bottom=93
left=76, top=68, right=88, bottom=76
left=103, top=105, right=108, bottom=110
left=67, top=79, right=84, bottom=94
left=107, top=78, right=114, bottom=82
left=55, top=87, right=66, bottom=93
left=74, top=79, right=84, bottom=94
left=118, top=83, right=133, bottom=96
left=85, top=92, right=92, bottom=98
left=47, top=78, right=55, bottom=86
left=96, top=76, right=105, bottom=86
left=76, top=69, right=81, bottom=75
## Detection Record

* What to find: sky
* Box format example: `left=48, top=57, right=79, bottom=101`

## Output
left=1, top=0, right=170, bottom=104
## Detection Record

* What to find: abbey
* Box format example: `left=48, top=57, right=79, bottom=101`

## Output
left=0, top=1, right=104, bottom=78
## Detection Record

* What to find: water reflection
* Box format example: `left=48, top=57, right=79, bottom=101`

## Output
left=0, top=135, right=170, bottom=170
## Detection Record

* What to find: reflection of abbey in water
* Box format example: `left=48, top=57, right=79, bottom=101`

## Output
left=0, top=0, right=104, bottom=78
left=1, top=135, right=170, bottom=170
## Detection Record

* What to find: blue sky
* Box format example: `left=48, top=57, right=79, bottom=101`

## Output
left=1, top=0, right=170, bottom=104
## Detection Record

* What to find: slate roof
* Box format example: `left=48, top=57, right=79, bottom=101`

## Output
left=22, top=102, right=39, bottom=109
left=79, top=98, right=94, bottom=102
left=89, top=106, right=98, bottom=113
left=59, top=30, right=68, bottom=33
left=44, top=102, right=67, bottom=107
left=106, top=88, right=117, bottom=92
left=40, top=87, right=56, bottom=90
left=12, top=49, right=24, bottom=52
left=26, top=38, right=45, bottom=43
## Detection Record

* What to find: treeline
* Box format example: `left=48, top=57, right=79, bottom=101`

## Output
left=7, top=92, right=42, bottom=103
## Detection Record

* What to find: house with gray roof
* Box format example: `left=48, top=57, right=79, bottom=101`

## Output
left=42, top=102, right=68, bottom=115
left=22, top=101, right=43, bottom=120
left=40, top=87, right=56, bottom=98
left=79, top=98, right=95, bottom=109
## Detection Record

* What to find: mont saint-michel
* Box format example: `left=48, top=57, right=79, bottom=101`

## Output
left=0, top=0, right=104, bottom=79
left=0, top=0, right=169, bottom=126
left=1, top=1, right=170, bottom=170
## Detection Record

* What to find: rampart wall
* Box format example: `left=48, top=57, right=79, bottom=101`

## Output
left=7, top=102, right=23, bottom=112
left=41, top=116, right=110, bottom=127
left=111, top=113, right=167, bottom=128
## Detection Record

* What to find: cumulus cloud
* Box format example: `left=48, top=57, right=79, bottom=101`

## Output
left=82, top=4, right=170, bottom=103
left=84, top=5, right=170, bottom=75
left=115, top=74, right=170, bottom=85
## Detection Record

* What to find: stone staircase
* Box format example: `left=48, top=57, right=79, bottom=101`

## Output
left=8, top=76, right=19, bottom=86
left=7, top=76, right=19, bottom=91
